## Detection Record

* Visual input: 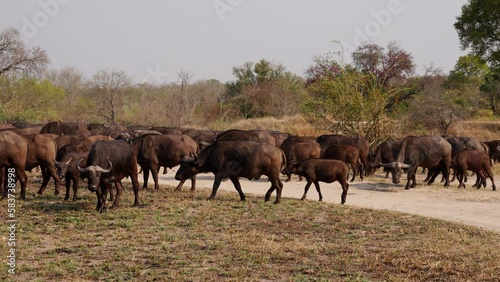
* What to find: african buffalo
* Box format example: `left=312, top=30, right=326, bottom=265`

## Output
left=55, top=149, right=89, bottom=201
left=316, top=134, right=369, bottom=174
left=175, top=140, right=285, bottom=203
left=78, top=140, right=140, bottom=213
left=453, top=149, right=496, bottom=190
left=0, top=131, right=29, bottom=199
left=129, top=134, right=198, bottom=191
left=368, top=139, right=402, bottom=179
left=381, top=136, right=452, bottom=189
left=41, top=121, right=90, bottom=136
left=290, top=159, right=349, bottom=204
left=216, top=129, right=277, bottom=146
left=23, top=134, right=61, bottom=196
left=282, top=142, right=321, bottom=182
left=323, top=144, right=363, bottom=182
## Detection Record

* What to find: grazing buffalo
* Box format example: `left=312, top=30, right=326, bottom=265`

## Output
left=78, top=140, right=140, bottom=213
left=130, top=134, right=198, bottom=191
left=175, top=140, right=285, bottom=203
left=23, top=134, right=61, bottom=196
left=41, top=121, right=90, bottom=136
left=316, top=134, right=370, bottom=174
left=216, top=129, right=277, bottom=146
left=290, top=159, right=349, bottom=204
left=453, top=149, right=496, bottom=190
left=323, top=144, right=363, bottom=182
left=282, top=142, right=321, bottom=182
left=0, top=131, right=29, bottom=199
left=381, top=136, right=452, bottom=189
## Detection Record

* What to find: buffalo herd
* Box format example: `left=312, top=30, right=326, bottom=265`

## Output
left=0, top=121, right=499, bottom=213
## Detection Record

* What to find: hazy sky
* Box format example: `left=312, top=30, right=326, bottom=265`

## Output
left=1, top=0, right=469, bottom=84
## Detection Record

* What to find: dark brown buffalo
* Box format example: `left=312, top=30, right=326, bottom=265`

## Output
left=323, top=144, right=363, bottom=182
left=9, top=121, right=39, bottom=129
left=41, top=121, right=90, bottom=136
left=55, top=134, right=87, bottom=149
left=0, top=124, right=15, bottom=130
left=269, top=131, right=291, bottom=148
left=368, top=139, right=403, bottom=178
left=280, top=135, right=317, bottom=150
left=381, top=136, right=452, bottom=189
left=216, top=129, right=277, bottom=146
left=150, top=126, right=185, bottom=135
left=484, top=140, right=500, bottom=163
left=23, top=134, right=61, bottom=196
left=130, top=134, right=198, bottom=191
left=0, top=126, right=43, bottom=135
left=77, top=140, right=140, bottom=213
left=453, top=149, right=496, bottom=190
left=282, top=142, right=321, bottom=182
left=316, top=134, right=370, bottom=173
left=175, top=140, right=285, bottom=203
left=0, top=131, right=29, bottom=199
left=87, top=123, right=128, bottom=137
left=77, top=135, right=114, bottom=147
left=55, top=149, right=90, bottom=201
left=290, top=159, right=349, bottom=204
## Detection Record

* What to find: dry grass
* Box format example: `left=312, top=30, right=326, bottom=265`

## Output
left=209, top=115, right=321, bottom=136
left=1, top=180, right=500, bottom=281
left=447, top=120, right=500, bottom=141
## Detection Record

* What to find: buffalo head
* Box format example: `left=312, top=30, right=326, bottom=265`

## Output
left=379, top=162, right=411, bottom=184
left=77, top=159, right=112, bottom=192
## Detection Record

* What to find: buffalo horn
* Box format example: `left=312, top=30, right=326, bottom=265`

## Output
left=96, top=159, right=112, bottom=173
left=77, top=159, right=86, bottom=173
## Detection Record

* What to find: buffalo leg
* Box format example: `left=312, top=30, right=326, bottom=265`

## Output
left=142, top=166, right=149, bottom=189
left=0, top=167, right=5, bottom=199
left=339, top=178, right=349, bottom=204
left=301, top=179, right=313, bottom=200
left=131, top=168, right=140, bottom=207
left=72, top=177, right=79, bottom=201
left=405, top=166, right=418, bottom=189
left=208, top=174, right=224, bottom=200
left=162, top=167, right=168, bottom=174
left=17, top=168, right=28, bottom=200
left=111, top=181, right=124, bottom=208
left=229, top=176, right=246, bottom=201
left=64, top=175, right=72, bottom=200
left=189, top=175, right=196, bottom=192
left=174, top=179, right=187, bottom=192
left=313, top=181, right=323, bottom=201
left=150, top=163, right=160, bottom=190
left=265, top=175, right=282, bottom=204
left=37, top=167, right=51, bottom=195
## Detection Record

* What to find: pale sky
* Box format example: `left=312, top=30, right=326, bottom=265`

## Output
left=1, top=0, right=468, bottom=84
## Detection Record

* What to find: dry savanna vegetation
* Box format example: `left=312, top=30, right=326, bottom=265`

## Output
left=1, top=178, right=500, bottom=282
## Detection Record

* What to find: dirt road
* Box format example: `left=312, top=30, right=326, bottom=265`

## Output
left=149, top=168, right=500, bottom=233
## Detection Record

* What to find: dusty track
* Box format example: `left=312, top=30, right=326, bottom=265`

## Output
left=146, top=168, right=500, bottom=233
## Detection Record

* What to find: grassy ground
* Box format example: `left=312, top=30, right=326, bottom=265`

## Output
left=1, top=181, right=500, bottom=282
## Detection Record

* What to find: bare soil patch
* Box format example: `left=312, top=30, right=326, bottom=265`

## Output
left=155, top=167, right=500, bottom=233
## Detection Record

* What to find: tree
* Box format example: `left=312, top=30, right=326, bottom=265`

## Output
left=406, top=75, right=466, bottom=135
left=87, top=70, right=132, bottom=124
left=224, top=59, right=304, bottom=119
left=455, top=0, right=500, bottom=70
left=0, top=27, right=49, bottom=77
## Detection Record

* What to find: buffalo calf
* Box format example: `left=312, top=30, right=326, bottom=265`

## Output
left=291, top=159, right=349, bottom=204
